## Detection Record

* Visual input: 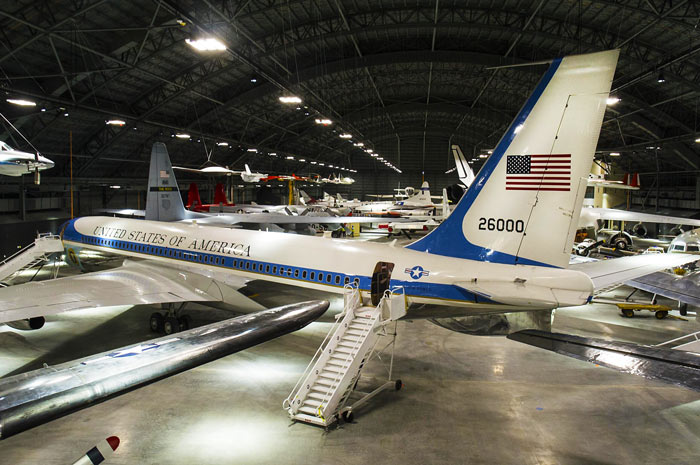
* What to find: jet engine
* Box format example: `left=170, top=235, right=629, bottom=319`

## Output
left=7, top=317, right=45, bottom=330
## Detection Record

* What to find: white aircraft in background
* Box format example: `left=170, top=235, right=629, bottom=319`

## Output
left=174, top=163, right=268, bottom=183
left=0, top=141, right=54, bottom=184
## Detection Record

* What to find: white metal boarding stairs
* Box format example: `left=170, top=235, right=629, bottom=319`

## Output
left=283, top=284, right=407, bottom=427
left=0, top=233, right=63, bottom=283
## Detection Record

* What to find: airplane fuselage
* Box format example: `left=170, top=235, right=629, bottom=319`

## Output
left=0, top=151, right=54, bottom=176
left=60, top=216, right=594, bottom=317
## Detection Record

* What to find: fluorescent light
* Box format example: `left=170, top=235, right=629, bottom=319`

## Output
left=247, top=148, right=258, bottom=153
left=479, top=154, right=488, bottom=158
left=315, top=118, right=332, bottom=125
left=353, top=142, right=364, bottom=147
left=106, top=119, right=125, bottom=126
left=217, top=142, right=229, bottom=146
left=109, top=185, right=121, bottom=189
left=7, top=98, right=36, bottom=106
left=286, top=156, right=294, bottom=160
left=279, top=96, right=302, bottom=104
left=310, top=161, right=317, bottom=164
left=696, top=138, right=700, bottom=143
left=366, top=149, right=374, bottom=153
left=606, top=97, right=620, bottom=105
left=185, top=38, right=226, bottom=51
left=269, top=152, right=277, bottom=156
left=339, top=133, right=352, bottom=139
left=175, top=133, right=190, bottom=139
left=299, top=159, right=306, bottom=162
left=319, top=163, right=325, bottom=166
left=63, top=113, right=69, bottom=117
left=609, top=152, right=620, bottom=156
left=371, top=154, right=378, bottom=157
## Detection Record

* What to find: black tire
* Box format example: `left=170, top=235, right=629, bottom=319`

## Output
left=341, top=410, right=354, bottom=423
left=621, top=309, right=634, bottom=318
left=614, top=239, right=629, bottom=250
left=149, top=312, right=164, bottom=332
left=395, top=379, right=403, bottom=391
left=680, top=303, right=688, bottom=316
left=179, top=314, right=192, bottom=331
left=163, top=316, right=180, bottom=335
left=655, top=310, right=668, bottom=320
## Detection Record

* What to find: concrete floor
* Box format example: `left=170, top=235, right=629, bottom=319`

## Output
left=1, top=283, right=699, bottom=464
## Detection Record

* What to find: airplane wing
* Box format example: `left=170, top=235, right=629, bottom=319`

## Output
left=0, top=260, right=263, bottom=324
left=172, top=166, right=239, bottom=175
left=569, top=253, right=700, bottom=294
left=627, top=271, right=700, bottom=306
left=508, top=330, right=700, bottom=392
left=579, top=207, right=700, bottom=228
left=205, top=213, right=417, bottom=225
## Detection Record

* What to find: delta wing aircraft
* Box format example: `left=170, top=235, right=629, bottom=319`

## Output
left=1, top=50, right=696, bottom=341
left=0, top=141, right=54, bottom=183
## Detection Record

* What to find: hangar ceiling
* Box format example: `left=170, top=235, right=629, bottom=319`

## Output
left=1, top=0, right=700, bottom=185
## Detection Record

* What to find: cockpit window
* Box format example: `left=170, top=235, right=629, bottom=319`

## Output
left=672, top=244, right=685, bottom=251
left=686, top=245, right=699, bottom=252
left=0, top=141, right=12, bottom=151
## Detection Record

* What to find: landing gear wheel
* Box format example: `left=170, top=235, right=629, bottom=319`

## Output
left=655, top=310, right=668, bottom=320
left=149, top=312, right=164, bottom=332
left=614, top=239, right=629, bottom=250
left=179, top=314, right=192, bottom=331
left=163, top=316, right=180, bottom=335
left=621, top=309, right=634, bottom=318
left=680, top=303, right=688, bottom=316
left=395, top=379, right=403, bottom=391
left=341, top=410, right=354, bottom=423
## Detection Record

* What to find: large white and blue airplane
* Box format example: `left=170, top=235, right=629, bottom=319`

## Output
left=0, top=49, right=696, bottom=334
left=0, top=141, right=54, bottom=183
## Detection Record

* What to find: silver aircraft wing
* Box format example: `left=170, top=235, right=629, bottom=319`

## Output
left=198, top=213, right=416, bottom=225
left=627, top=271, right=700, bottom=307
left=0, top=260, right=264, bottom=324
left=569, top=253, right=700, bottom=294
left=580, top=207, right=700, bottom=228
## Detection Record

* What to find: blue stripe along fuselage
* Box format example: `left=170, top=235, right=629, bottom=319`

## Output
left=60, top=219, right=496, bottom=306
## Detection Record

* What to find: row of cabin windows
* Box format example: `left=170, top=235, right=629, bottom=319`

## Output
left=86, top=236, right=358, bottom=286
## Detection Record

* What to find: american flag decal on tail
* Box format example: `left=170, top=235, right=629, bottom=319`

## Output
left=505, top=154, right=571, bottom=191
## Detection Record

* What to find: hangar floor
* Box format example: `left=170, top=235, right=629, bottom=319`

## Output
left=0, top=283, right=699, bottom=464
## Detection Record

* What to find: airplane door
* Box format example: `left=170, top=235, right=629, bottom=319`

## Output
left=371, top=262, right=394, bottom=306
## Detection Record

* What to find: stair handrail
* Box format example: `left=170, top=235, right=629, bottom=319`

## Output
left=0, top=234, right=61, bottom=268
left=314, top=290, right=386, bottom=419
left=283, top=284, right=360, bottom=412
left=0, top=241, right=38, bottom=268
left=654, top=329, right=700, bottom=348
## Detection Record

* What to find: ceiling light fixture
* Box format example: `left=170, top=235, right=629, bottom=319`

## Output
left=106, top=119, right=126, bottom=126
left=216, top=142, right=229, bottom=146
left=339, top=133, right=352, bottom=139
left=606, top=97, right=621, bottom=105
left=279, top=96, right=302, bottom=104
left=175, top=133, right=190, bottom=139
left=6, top=98, right=36, bottom=106
left=185, top=38, right=226, bottom=51
left=314, top=118, right=333, bottom=125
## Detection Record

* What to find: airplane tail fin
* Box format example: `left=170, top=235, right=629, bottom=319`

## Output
left=213, top=183, right=228, bottom=204
left=245, top=164, right=252, bottom=175
left=145, top=142, right=187, bottom=222
left=413, top=181, right=432, bottom=203
left=186, top=183, right=202, bottom=208
left=451, top=145, right=475, bottom=188
left=623, top=173, right=640, bottom=188
left=407, top=50, right=619, bottom=268
left=299, top=190, right=311, bottom=204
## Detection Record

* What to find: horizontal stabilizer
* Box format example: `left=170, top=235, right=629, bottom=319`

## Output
left=569, top=253, right=699, bottom=294
left=508, top=330, right=700, bottom=392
